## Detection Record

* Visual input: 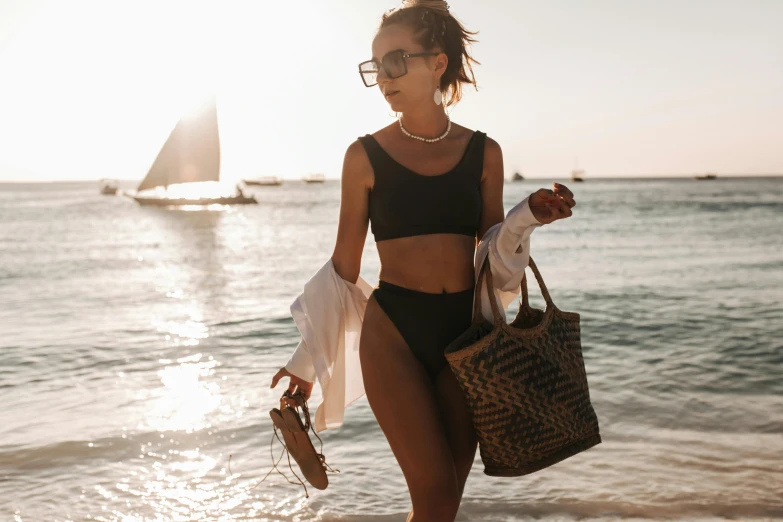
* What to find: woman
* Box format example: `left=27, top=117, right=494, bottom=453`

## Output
left=271, top=1, right=575, bottom=520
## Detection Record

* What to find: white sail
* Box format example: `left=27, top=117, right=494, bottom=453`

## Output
left=137, top=96, right=220, bottom=192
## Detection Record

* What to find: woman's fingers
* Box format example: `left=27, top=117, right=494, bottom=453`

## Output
left=287, top=380, right=314, bottom=406
left=532, top=188, right=559, bottom=206
left=531, top=187, right=574, bottom=222
left=529, top=189, right=558, bottom=223
left=293, top=377, right=313, bottom=399
left=287, top=379, right=298, bottom=395
left=270, top=367, right=287, bottom=388
left=547, top=184, right=575, bottom=221
left=553, top=183, right=576, bottom=208
left=556, top=198, right=573, bottom=218
left=540, top=190, right=568, bottom=213
left=270, top=368, right=315, bottom=406
left=304, top=381, right=314, bottom=400
left=553, top=182, right=573, bottom=200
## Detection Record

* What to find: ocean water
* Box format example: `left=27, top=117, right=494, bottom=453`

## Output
left=0, top=178, right=781, bottom=521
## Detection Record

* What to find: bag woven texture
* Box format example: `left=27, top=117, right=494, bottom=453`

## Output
left=444, top=255, right=601, bottom=476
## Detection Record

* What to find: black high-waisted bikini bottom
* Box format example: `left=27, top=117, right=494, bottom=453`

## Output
left=371, top=280, right=474, bottom=380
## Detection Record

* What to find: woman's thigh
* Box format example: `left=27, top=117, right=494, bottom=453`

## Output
left=359, top=295, right=460, bottom=504
left=433, top=364, right=478, bottom=496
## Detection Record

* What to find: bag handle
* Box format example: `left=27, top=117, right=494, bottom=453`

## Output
left=473, top=255, right=503, bottom=326
left=473, top=255, right=553, bottom=326
left=520, top=257, right=554, bottom=309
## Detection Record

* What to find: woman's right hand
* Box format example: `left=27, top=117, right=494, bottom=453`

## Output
left=270, top=367, right=314, bottom=407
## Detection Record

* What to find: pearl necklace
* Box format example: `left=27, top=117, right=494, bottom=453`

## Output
left=399, top=114, right=451, bottom=143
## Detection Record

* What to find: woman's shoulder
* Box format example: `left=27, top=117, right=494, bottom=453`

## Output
left=447, top=122, right=496, bottom=147
left=344, top=122, right=397, bottom=156
left=366, top=122, right=400, bottom=142
left=447, top=123, right=499, bottom=158
left=342, top=137, right=377, bottom=188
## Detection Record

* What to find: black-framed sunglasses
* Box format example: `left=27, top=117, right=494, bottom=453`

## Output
left=358, top=49, right=439, bottom=87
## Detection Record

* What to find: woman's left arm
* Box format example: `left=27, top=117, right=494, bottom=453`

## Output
left=478, top=138, right=576, bottom=241
left=477, top=139, right=576, bottom=288
left=477, top=137, right=506, bottom=243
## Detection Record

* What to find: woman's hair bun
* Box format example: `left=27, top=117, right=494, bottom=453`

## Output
left=400, top=0, right=450, bottom=16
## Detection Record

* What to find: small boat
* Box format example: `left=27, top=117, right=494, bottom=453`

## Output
left=303, top=173, right=325, bottom=184
left=511, top=171, right=524, bottom=182
left=694, top=173, right=717, bottom=180
left=244, top=176, right=283, bottom=186
left=126, top=96, right=257, bottom=206
left=99, top=179, right=118, bottom=195
left=570, top=156, right=585, bottom=182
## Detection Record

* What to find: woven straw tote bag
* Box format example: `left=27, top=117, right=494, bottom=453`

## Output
left=444, top=255, right=601, bottom=476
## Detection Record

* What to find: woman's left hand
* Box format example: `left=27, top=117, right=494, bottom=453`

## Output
left=528, top=182, right=576, bottom=225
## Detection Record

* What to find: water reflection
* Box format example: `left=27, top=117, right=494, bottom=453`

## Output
left=115, top=440, right=312, bottom=520
left=139, top=181, right=242, bottom=200
left=146, top=206, right=238, bottom=319
left=143, top=353, right=220, bottom=433
left=59, top=199, right=320, bottom=519
left=156, top=310, right=209, bottom=347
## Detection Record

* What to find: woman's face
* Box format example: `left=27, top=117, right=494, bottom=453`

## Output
left=370, top=24, right=445, bottom=112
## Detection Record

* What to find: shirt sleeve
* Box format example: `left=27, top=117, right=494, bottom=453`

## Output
left=487, top=194, right=543, bottom=292
left=284, top=337, right=318, bottom=382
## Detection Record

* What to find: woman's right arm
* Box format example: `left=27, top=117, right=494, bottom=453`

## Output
left=271, top=141, right=372, bottom=400
left=331, top=140, right=373, bottom=284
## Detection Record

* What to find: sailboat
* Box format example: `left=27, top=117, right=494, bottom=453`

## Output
left=128, top=96, right=257, bottom=206
left=570, top=156, right=585, bottom=182
left=303, top=173, right=326, bottom=183
left=243, top=176, right=283, bottom=186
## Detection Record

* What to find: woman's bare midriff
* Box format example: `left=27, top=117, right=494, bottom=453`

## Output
left=375, top=233, right=476, bottom=294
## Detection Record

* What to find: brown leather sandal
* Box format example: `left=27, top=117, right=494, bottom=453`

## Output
left=262, top=390, right=338, bottom=497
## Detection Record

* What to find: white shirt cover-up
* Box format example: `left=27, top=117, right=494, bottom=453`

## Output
left=283, top=195, right=543, bottom=433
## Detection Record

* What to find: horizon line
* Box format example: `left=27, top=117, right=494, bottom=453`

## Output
left=1, top=173, right=783, bottom=184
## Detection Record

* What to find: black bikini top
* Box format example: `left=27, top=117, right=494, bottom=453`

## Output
left=357, top=131, right=486, bottom=242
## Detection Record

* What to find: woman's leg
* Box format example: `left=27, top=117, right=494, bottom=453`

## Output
left=360, top=295, right=461, bottom=522
left=433, top=364, right=478, bottom=500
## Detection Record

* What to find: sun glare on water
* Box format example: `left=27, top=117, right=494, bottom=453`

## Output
left=140, top=182, right=240, bottom=199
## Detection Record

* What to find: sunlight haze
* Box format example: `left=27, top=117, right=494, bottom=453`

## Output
left=0, top=0, right=781, bottom=182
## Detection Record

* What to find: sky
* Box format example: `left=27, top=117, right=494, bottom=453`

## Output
left=0, top=0, right=781, bottom=183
